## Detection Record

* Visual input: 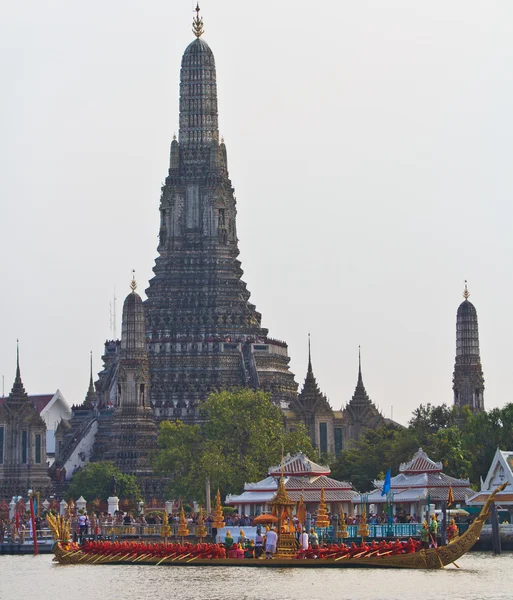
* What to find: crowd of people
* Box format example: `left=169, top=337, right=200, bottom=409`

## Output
left=0, top=514, right=47, bottom=544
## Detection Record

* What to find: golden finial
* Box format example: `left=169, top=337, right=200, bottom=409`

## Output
left=130, top=269, right=137, bottom=292
left=192, top=3, right=204, bottom=38
left=463, top=280, right=470, bottom=300
left=173, top=132, right=176, bottom=141
left=221, top=136, right=225, bottom=144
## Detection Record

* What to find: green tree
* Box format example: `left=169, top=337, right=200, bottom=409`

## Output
left=460, top=404, right=513, bottom=486
left=153, top=389, right=314, bottom=501
left=331, top=423, right=408, bottom=491
left=66, top=462, right=142, bottom=502
left=200, top=389, right=314, bottom=495
left=153, top=420, right=204, bottom=502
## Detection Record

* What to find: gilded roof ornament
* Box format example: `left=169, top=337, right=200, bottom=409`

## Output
left=192, top=3, right=204, bottom=38
left=463, top=280, right=470, bottom=300
left=130, top=270, right=137, bottom=292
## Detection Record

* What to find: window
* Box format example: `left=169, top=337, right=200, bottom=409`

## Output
left=35, top=434, right=41, bottom=464
left=22, top=430, right=27, bottom=464
left=335, top=428, right=343, bottom=455
left=319, top=422, right=328, bottom=455
left=0, top=427, right=3, bottom=464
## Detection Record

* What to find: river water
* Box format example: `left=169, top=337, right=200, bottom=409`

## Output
left=1, top=552, right=512, bottom=600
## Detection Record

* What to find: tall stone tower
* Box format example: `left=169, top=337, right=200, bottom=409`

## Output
left=144, top=6, right=297, bottom=420
left=453, top=282, right=485, bottom=412
left=104, top=277, right=158, bottom=490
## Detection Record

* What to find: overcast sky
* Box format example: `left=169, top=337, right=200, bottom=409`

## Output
left=1, top=1, right=512, bottom=425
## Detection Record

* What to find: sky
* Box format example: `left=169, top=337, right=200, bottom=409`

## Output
left=1, top=1, right=512, bottom=426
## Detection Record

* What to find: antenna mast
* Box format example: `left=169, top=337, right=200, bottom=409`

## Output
left=113, top=287, right=117, bottom=339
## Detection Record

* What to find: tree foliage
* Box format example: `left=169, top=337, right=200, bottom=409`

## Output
left=154, top=389, right=314, bottom=502
left=332, top=403, right=513, bottom=492
left=66, top=462, right=142, bottom=502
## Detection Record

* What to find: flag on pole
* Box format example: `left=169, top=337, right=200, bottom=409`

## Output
left=381, top=468, right=391, bottom=496
left=447, top=485, right=455, bottom=507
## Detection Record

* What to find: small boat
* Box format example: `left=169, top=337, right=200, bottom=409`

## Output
left=49, top=483, right=506, bottom=569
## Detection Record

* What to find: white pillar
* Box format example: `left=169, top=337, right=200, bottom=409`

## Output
left=206, top=479, right=211, bottom=514
left=60, top=500, right=68, bottom=516
left=9, top=499, right=16, bottom=520
left=165, top=501, right=173, bottom=515
left=76, top=496, right=87, bottom=512
left=108, top=496, right=119, bottom=515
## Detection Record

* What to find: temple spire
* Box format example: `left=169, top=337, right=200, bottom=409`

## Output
left=358, top=346, right=362, bottom=383
left=9, top=339, right=27, bottom=399
left=463, top=280, right=470, bottom=300
left=307, top=333, right=313, bottom=375
left=192, top=3, right=204, bottom=38
left=178, top=6, right=219, bottom=146
left=130, top=269, right=137, bottom=292
left=16, top=339, right=21, bottom=382
left=88, top=351, right=94, bottom=390
left=453, top=283, right=484, bottom=412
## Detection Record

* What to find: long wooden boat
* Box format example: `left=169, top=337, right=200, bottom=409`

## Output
left=50, top=483, right=506, bottom=569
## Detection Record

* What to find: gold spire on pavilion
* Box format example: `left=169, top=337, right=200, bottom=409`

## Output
left=463, top=280, right=470, bottom=300
left=177, top=505, right=189, bottom=538
left=211, top=489, right=225, bottom=529
left=357, top=505, right=370, bottom=540
left=192, top=3, right=204, bottom=38
left=315, top=487, right=330, bottom=528
left=272, top=476, right=295, bottom=508
left=130, top=269, right=137, bottom=292
left=296, top=494, right=306, bottom=525
left=160, top=510, right=171, bottom=542
left=196, top=506, right=208, bottom=540
left=337, top=507, right=349, bottom=539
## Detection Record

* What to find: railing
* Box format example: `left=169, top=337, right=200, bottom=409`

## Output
left=1, top=528, right=55, bottom=545
left=313, top=523, right=469, bottom=539
left=94, top=523, right=214, bottom=538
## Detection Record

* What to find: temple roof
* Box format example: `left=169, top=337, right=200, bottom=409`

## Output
left=0, top=347, right=46, bottom=427
left=341, top=349, right=383, bottom=426
left=268, top=452, right=330, bottom=477
left=399, top=448, right=442, bottom=474
left=295, top=340, right=332, bottom=414
left=0, top=393, right=53, bottom=412
left=349, top=348, right=372, bottom=406
left=365, top=447, right=472, bottom=503
left=226, top=458, right=358, bottom=506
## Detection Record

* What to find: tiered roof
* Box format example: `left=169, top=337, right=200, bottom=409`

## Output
left=358, top=448, right=472, bottom=505
left=268, top=452, right=330, bottom=477
left=294, top=344, right=332, bottom=415
left=342, top=349, right=383, bottom=426
left=226, top=452, right=358, bottom=506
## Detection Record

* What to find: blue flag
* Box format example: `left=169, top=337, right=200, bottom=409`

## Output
left=381, top=468, right=391, bottom=497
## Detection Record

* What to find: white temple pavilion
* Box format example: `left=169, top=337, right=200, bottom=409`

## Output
left=467, top=448, right=513, bottom=509
left=358, top=448, right=473, bottom=516
left=226, top=452, right=358, bottom=516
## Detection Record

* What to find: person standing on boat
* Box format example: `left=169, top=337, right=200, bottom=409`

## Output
left=419, top=521, right=430, bottom=549
left=237, top=529, right=246, bottom=545
left=429, top=514, right=438, bottom=546
left=447, top=518, right=459, bottom=542
left=301, top=528, right=309, bottom=551
left=224, top=530, right=234, bottom=551
left=265, top=527, right=278, bottom=559
left=309, top=528, right=319, bottom=549
left=254, top=529, right=264, bottom=558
